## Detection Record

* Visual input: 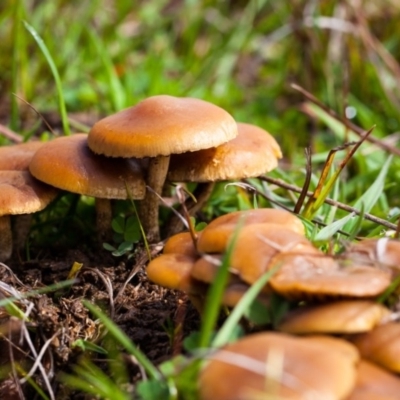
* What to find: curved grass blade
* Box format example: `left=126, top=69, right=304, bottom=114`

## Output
left=23, top=21, right=71, bottom=135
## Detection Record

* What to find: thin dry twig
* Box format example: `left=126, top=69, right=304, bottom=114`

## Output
left=292, top=83, right=400, bottom=157
left=258, top=175, right=397, bottom=231
left=294, top=147, right=312, bottom=214
left=0, top=123, right=23, bottom=143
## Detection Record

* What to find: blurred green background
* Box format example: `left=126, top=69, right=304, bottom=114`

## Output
left=1, top=0, right=400, bottom=233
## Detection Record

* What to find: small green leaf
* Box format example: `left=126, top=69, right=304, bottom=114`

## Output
left=103, top=242, right=117, bottom=252
left=72, top=339, right=108, bottom=355
left=112, top=215, right=125, bottom=234
left=124, top=215, right=141, bottom=242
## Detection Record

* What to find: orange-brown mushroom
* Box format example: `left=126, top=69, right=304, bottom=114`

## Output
left=88, top=95, right=237, bottom=242
left=278, top=300, right=390, bottom=334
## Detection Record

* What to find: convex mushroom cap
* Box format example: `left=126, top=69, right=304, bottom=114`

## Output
left=197, top=208, right=305, bottom=253
left=29, top=134, right=145, bottom=199
left=199, top=332, right=358, bottom=400
left=0, top=141, right=44, bottom=171
left=167, top=122, right=282, bottom=182
left=0, top=171, right=59, bottom=261
left=352, top=322, right=400, bottom=373
left=278, top=300, right=390, bottom=334
left=29, top=134, right=146, bottom=241
left=87, top=95, right=237, bottom=158
left=88, top=95, right=238, bottom=242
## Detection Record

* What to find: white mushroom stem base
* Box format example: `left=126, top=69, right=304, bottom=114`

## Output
left=0, top=215, right=12, bottom=262
left=166, top=182, right=215, bottom=237
left=139, top=155, right=170, bottom=243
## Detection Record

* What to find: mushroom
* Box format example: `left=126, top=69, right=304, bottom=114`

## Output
left=347, top=360, right=400, bottom=400
left=278, top=300, right=390, bottom=334
left=197, top=208, right=305, bottom=254
left=345, top=238, right=400, bottom=277
left=87, top=95, right=238, bottom=242
left=352, top=322, right=400, bottom=373
left=166, top=122, right=282, bottom=235
left=199, top=332, right=358, bottom=400
left=29, top=133, right=146, bottom=242
left=0, top=141, right=44, bottom=171
left=163, top=231, right=199, bottom=258
left=0, top=170, right=58, bottom=261
left=269, top=260, right=391, bottom=301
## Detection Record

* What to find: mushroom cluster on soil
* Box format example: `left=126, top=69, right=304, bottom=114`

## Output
left=0, top=141, right=59, bottom=261
left=0, top=94, right=282, bottom=259
left=147, top=207, right=400, bottom=399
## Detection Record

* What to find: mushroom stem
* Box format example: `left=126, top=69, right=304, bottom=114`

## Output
left=139, top=155, right=170, bottom=242
left=166, top=182, right=215, bottom=237
left=95, top=198, right=113, bottom=243
left=12, top=214, right=33, bottom=256
left=0, top=215, right=12, bottom=262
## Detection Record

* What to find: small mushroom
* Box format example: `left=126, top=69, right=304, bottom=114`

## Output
left=199, top=332, right=358, bottom=400
left=166, top=122, right=282, bottom=235
left=346, top=238, right=400, bottom=277
left=197, top=208, right=305, bottom=254
left=0, top=141, right=44, bottom=170
left=29, top=134, right=146, bottom=242
left=278, top=300, right=390, bottom=334
left=0, top=171, right=58, bottom=261
left=269, top=260, right=391, bottom=301
left=352, top=322, right=400, bottom=373
left=88, top=95, right=238, bottom=242
left=163, top=231, right=199, bottom=258
left=347, top=360, right=400, bottom=400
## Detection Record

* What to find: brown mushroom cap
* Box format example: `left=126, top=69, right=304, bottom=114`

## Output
left=163, top=231, right=199, bottom=258
left=278, top=300, right=390, bottom=334
left=197, top=208, right=305, bottom=254
left=352, top=322, right=400, bottom=373
left=199, top=332, right=358, bottom=400
left=29, top=134, right=145, bottom=199
left=87, top=95, right=238, bottom=158
left=222, top=283, right=270, bottom=308
left=346, top=238, right=400, bottom=277
left=0, top=141, right=44, bottom=171
left=167, top=122, right=282, bottom=182
left=0, top=170, right=59, bottom=261
left=229, top=223, right=322, bottom=287
left=269, top=261, right=391, bottom=300
left=146, top=253, right=198, bottom=293
left=0, top=171, right=58, bottom=216
left=347, top=360, right=400, bottom=400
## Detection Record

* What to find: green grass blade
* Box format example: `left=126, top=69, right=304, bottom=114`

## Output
left=314, top=212, right=355, bottom=241
left=212, top=267, right=277, bottom=348
left=83, top=300, right=161, bottom=380
left=198, top=221, right=242, bottom=348
left=23, top=21, right=71, bottom=135
left=343, top=156, right=392, bottom=233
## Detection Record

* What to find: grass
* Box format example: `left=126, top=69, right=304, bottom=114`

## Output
left=2, top=0, right=400, bottom=398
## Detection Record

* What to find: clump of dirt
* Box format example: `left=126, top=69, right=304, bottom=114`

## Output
left=0, top=244, right=201, bottom=398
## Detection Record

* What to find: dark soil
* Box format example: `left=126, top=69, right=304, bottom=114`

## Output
left=0, top=241, right=201, bottom=399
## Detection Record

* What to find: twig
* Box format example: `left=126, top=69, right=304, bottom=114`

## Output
left=294, top=147, right=311, bottom=214
left=292, top=83, right=400, bottom=157
left=258, top=176, right=397, bottom=230
left=0, top=123, right=23, bottom=143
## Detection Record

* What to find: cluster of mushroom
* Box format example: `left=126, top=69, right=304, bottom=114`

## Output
left=0, top=95, right=282, bottom=261
left=146, top=207, right=400, bottom=399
